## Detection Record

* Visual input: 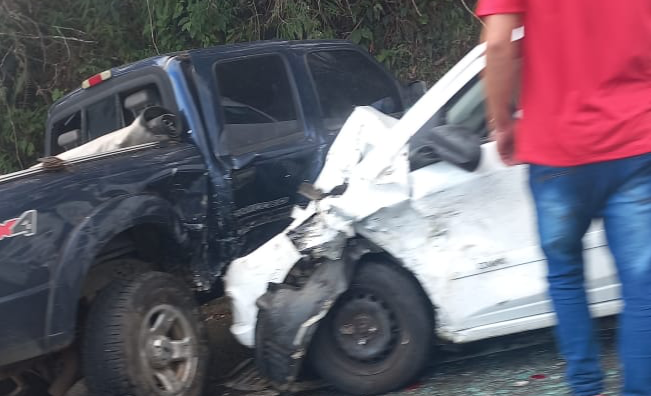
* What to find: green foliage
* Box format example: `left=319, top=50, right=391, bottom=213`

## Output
left=0, top=0, right=479, bottom=173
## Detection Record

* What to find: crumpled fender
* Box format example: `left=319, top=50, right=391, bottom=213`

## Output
left=253, top=239, right=378, bottom=389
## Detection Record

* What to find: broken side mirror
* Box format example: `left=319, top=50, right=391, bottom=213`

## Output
left=429, top=125, right=481, bottom=172
left=404, top=80, right=427, bottom=108
left=57, top=129, right=81, bottom=151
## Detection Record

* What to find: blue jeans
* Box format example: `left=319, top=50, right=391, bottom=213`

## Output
left=529, top=153, right=651, bottom=396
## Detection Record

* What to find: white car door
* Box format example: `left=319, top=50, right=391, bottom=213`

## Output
left=407, top=71, right=619, bottom=342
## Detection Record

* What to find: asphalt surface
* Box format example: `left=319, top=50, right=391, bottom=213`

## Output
left=302, top=331, right=620, bottom=396
left=202, top=299, right=623, bottom=396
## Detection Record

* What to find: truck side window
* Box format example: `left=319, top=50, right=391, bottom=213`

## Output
left=50, top=84, right=166, bottom=156
left=307, top=50, right=403, bottom=130
left=215, top=55, right=303, bottom=155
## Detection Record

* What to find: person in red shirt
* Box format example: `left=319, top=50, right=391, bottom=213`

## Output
left=478, top=1, right=651, bottom=395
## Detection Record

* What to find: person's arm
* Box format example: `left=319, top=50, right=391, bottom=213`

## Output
left=483, top=14, right=522, bottom=165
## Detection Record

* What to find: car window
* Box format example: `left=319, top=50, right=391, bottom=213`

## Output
left=224, top=106, right=272, bottom=123
left=444, top=77, right=488, bottom=141
left=221, top=98, right=277, bottom=124
left=215, top=55, right=303, bottom=155
left=307, top=50, right=403, bottom=130
left=408, top=76, right=488, bottom=171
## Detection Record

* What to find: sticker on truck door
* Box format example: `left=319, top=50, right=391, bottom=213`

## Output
left=0, top=210, right=37, bottom=241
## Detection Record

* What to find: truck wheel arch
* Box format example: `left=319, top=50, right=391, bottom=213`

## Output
left=44, top=194, right=191, bottom=351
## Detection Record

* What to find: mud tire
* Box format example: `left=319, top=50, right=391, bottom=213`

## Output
left=82, top=271, right=207, bottom=396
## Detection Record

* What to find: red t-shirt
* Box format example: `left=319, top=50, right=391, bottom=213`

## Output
left=476, top=0, right=651, bottom=166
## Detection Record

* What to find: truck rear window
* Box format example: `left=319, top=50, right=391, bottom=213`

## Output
left=86, top=95, right=120, bottom=140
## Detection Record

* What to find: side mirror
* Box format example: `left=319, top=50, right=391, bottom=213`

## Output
left=409, top=125, right=481, bottom=172
left=57, top=129, right=81, bottom=150
left=429, top=125, right=481, bottom=172
left=404, top=81, right=427, bottom=107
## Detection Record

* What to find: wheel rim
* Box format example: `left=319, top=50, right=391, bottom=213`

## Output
left=332, top=290, right=400, bottom=363
left=139, top=304, right=199, bottom=395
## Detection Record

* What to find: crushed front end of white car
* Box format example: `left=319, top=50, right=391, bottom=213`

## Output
left=224, top=42, right=620, bottom=395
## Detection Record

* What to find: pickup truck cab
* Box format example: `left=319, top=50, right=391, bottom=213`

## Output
left=0, top=40, right=417, bottom=396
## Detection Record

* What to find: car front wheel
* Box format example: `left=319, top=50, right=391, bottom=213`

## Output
left=309, top=260, right=434, bottom=395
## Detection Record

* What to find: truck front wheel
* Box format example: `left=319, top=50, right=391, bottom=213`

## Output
left=309, top=260, right=433, bottom=395
left=83, top=271, right=207, bottom=396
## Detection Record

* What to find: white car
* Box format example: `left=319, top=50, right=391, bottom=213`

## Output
left=224, top=39, right=621, bottom=395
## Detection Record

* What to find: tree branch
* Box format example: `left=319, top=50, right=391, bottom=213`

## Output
left=0, top=32, right=95, bottom=43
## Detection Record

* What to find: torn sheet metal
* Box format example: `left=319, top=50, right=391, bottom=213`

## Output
left=226, top=206, right=318, bottom=347
left=225, top=231, right=302, bottom=347
left=254, top=258, right=350, bottom=387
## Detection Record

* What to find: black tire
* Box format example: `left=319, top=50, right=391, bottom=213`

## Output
left=309, top=260, right=433, bottom=395
left=83, top=271, right=207, bottom=396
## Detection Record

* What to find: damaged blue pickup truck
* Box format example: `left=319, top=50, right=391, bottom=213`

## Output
left=0, top=40, right=424, bottom=396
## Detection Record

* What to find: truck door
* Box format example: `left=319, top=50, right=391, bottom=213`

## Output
left=213, top=54, right=319, bottom=254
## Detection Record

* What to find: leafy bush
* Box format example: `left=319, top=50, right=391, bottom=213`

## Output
left=0, top=0, right=479, bottom=173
